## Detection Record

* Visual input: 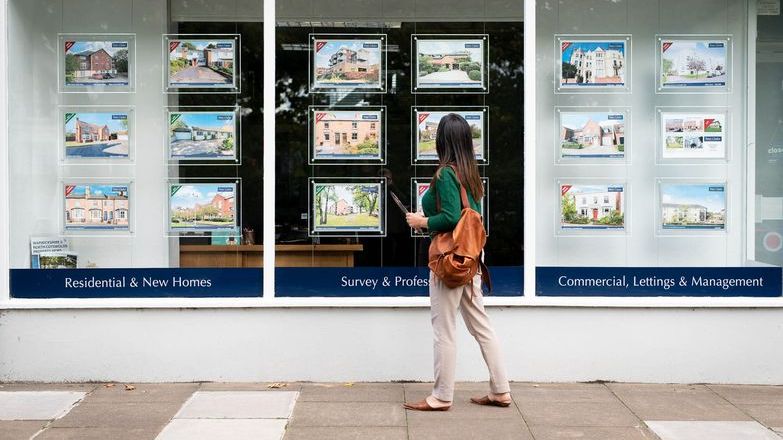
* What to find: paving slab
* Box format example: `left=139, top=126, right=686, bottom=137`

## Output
left=608, top=383, right=751, bottom=421
left=0, top=383, right=98, bottom=393
left=735, top=404, right=783, bottom=427
left=511, top=383, right=618, bottom=403
left=404, top=388, right=522, bottom=420
left=174, top=391, right=298, bottom=419
left=708, top=385, right=783, bottom=405
left=408, top=417, right=533, bottom=440
left=0, top=420, right=48, bottom=440
left=85, top=383, right=199, bottom=403
left=49, top=401, right=184, bottom=429
left=156, top=419, right=288, bottom=440
left=299, top=383, right=404, bottom=402
left=288, top=402, right=406, bottom=427
left=283, top=426, right=408, bottom=440
left=34, top=427, right=160, bottom=440
left=0, top=391, right=86, bottom=421
left=645, top=421, right=781, bottom=440
left=529, top=425, right=659, bottom=440
left=518, top=400, right=640, bottom=427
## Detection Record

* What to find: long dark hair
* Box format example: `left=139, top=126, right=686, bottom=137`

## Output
left=434, top=113, right=484, bottom=200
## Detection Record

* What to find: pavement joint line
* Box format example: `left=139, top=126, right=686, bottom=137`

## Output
left=511, top=395, right=535, bottom=439
left=704, top=384, right=782, bottom=436
left=602, top=383, right=663, bottom=440
left=401, top=383, right=411, bottom=440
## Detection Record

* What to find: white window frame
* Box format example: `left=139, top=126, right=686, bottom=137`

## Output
left=1, top=0, right=782, bottom=309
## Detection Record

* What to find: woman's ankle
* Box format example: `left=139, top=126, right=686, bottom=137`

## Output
left=426, top=395, right=451, bottom=408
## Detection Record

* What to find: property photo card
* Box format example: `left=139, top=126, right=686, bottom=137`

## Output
left=168, top=182, right=238, bottom=234
left=413, top=34, right=489, bottom=93
left=309, top=107, right=385, bottom=164
left=558, top=110, right=626, bottom=160
left=62, top=109, right=131, bottom=161
left=165, top=35, right=239, bottom=92
left=63, top=183, right=131, bottom=232
left=309, top=179, right=386, bottom=237
left=60, top=35, right=134, bottom=92
left=412, top=107, right=488, bottom=164
left=167, top=109, right=238, bottom=162
left=560, top=183, right=625, bottom=232
left=558, top=37, right=627, bottom=90
left=660, top=111, right=727, bottom=160
left=660, top=182, right=726, bottom=231
left=659, top=38, right=729, bottom=90
left=310, top=34, right=385, bottom=93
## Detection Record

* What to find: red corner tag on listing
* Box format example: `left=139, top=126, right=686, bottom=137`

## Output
left=64, top=185, right=76, bottom=197
left=315, top=41, right=327, bottom=52
left=418, top=113, right=430, bottom=125
left=169, top=41, right=180, bottom=52
left=315, top=112, right=327, bottom=123
left=561, top=42, right=572, bottom=52
left=419, top=185, right=429, bottom=196
left=561, top=185, right=572, bottom=196
left=703, top=119, right=715, bottom=131
left=64, top=41, right=75, bottom=53
left=661, top=42, right=673, bottom=53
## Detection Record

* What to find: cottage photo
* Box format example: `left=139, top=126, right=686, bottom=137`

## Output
left=559, top=112, right=625, bottom=159
left=312, top=182, right=383, bottom=234
left=64, top=184, right=130, bottom=231
left=559, top=40, right=626, bottom=88
left=660, top=39, right=728, bottom=88
left=311, top=37, right=383, bottom=90
left=169, top=183, right=237, bottom=232
left=415, top=37, right=486, bottom=90
left=168, top=111, right=236, bottom=160
left=660, top=183, right=726, bottom=230
left=38, top=253, right=78, bottom=269
left=63, top=40, right=130, bottom=87
left=311, top=109, right=382, bottom=161
left=167, top=38, right=237, bottom=89
left=661, top=112, right=726, bottom=159
left=560, top=184, right=625, bottom=230
left=415, top=109, right=485, bottom=162
left=64, top=112, right=129, bottom=159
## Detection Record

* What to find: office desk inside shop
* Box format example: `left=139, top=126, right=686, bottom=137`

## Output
left=179, top=244, right=364, bottom=267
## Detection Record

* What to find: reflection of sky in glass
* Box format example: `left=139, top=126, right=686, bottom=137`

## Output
left=69, top=185, right=126, bottom=197
left=662, top=41, right=726, bottom=62
left=68, top=41, right=127, bottom=56
left=661, top=184, right=726, bottom=212
left=65, top=113, right=126, bottom=132
left=314, top=40, right=381, bottom=67
left=175, top=112, right=234, bottom=130
left=171, top=184, right=233, bottom=209
left=561, top=41, right=625, bottom=62
left=561, top=113, right=623, bottom=129
left=418, top=40, right=482, bottom=61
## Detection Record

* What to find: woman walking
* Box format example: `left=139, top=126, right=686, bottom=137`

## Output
left=403, top=113, right=511, bottom=411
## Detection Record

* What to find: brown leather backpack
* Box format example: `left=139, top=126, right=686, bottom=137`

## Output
left=427, top=166, right=492, bottom=292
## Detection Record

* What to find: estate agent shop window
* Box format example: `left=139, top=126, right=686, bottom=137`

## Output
left=2, top=0, right=783, bottom=305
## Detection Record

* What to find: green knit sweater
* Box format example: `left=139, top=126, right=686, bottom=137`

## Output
left=422, top=167, right=481, bottom=233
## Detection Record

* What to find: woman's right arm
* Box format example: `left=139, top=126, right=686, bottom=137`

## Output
left=426, top=169, right=462, bottom=232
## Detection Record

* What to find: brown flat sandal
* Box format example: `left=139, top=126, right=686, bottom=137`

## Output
left=403, top=399, right=451, bottom=411
left=470, top=395, right=512, bottom=407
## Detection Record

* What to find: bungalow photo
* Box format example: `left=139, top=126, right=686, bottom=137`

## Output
left=312, top=38, right=383, bottom=89
left=169, top=111, right=236, bottom=160
left=169, top=184, right=236, bottom=232
left=64, top=40, right=130, bottom=86
left=560, top=184, right=625, bottom=230
left=560, top=40, right=626, bottom=87
left=167, top=39, right=236, bottom=88
left=660, top=40, right=727, bottom=87
left=416, top=110, right=485, bottom=161
left=415, top=38, right=486, bottom=89
left=64, top=112, right=129, bottom=159
left=64, top=184, right=130, bottom=231
left=559, top=112, right=625, bottom=158
left=661, top=183, right=726, bottom=230
left=662, top=113, right=726, bottom=159
left=312, top=182, right=382, bottom=233
left=312, top=109, right=382, bottom=161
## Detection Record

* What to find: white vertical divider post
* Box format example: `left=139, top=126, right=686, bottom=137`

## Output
left=262, top=0, right=275, bottom=300
left=0, top=0, right=9, bottom=302
left=523, top=0, right=536, bottom=299
left=745, top=0, right=757, bottom=263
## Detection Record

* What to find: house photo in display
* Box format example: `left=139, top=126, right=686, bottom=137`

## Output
left=415, top=37, right=486, bottom=90
left=64, top=40, right=130, bottom=87
left=167, top=38, right=236, bottom=88
left=64, top=184, right=130, bottom=231
left=169, top=183, right=236, bottom=232
left=64, top=112, right=129, bottom=159
left=560, top=184, right=625, bottom=230
left=311, top=109, right=382, bottom=161
left=660, top=39, right=728, bottom=88
left=168, top=111, right=236, bottom=160
left=415, top=109, right=485, bottom=162
left=661, top=183, right=726, bottom=230
left=311, top=37, right=383, bottom=90
left=559, top=112, right=625, bottom=158
left=312, top=182, right=383, bottom=234
left=661, top=112, right=726, bottom=159
left=559, top=40, right=626, bottom=87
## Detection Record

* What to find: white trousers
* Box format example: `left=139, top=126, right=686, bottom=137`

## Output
left=429, top=271, right=511, bottom=402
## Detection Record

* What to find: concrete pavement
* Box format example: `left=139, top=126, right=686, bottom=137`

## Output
left=0, top=382, right=781, bottom=439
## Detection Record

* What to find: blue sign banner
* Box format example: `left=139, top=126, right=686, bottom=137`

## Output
left=276, top=266, right=524, bottom=297
left=537, top=267, right=782, bottom=297
left=10, top=268, right=262, bottom=298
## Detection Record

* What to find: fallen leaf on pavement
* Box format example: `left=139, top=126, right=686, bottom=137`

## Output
left=344, top=382, right=354, bottom=387
left=267, top=382, right=288, bottom=389
left=104, top=383, right=116, bottom=388
left=124, top=384, right=136, bottom=391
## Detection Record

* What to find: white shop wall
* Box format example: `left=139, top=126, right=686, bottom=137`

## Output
left=535, top=0, right=745, bottom=268
left=7, top=0, right=169, bottom=269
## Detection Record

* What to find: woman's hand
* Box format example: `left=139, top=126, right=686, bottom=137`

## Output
left=406, top=212, right=428, bottom=230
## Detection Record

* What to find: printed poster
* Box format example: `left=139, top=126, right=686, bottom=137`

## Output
left=311, top=36, right=384, bottom=91
left=660, top=39, right=728, bottom=88
left=661, top=112, right=726, bottom=159
left=559, top=111, right=625, bottom=159
left=559, top=40, right=626, bottom=88
left=63, top=39, right=130, bottom=88
left=167, top=37, right=238, bottom=89
left=660, top=183, right=726, bottom=231
left=415, top=36, right=487, bottom=91
left=560, top=184, right=625, bottom=230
